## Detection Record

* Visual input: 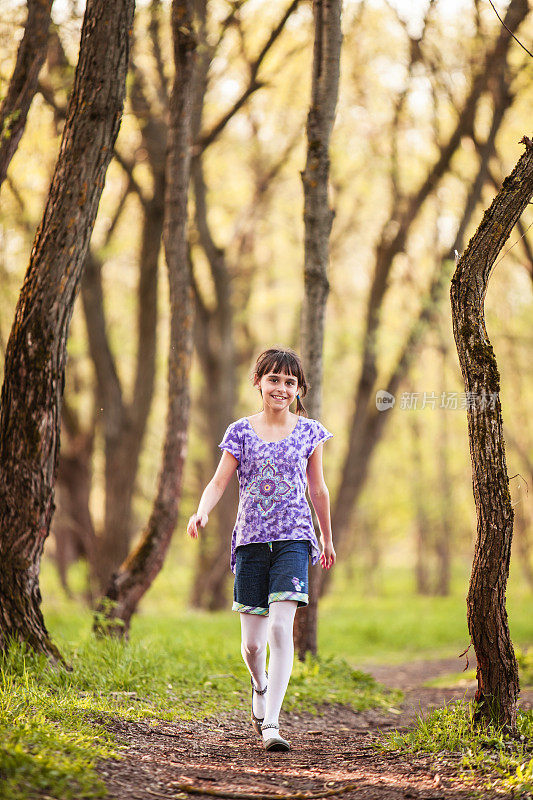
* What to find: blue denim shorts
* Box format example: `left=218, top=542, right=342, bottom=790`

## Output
left=233, top=539, right=310, bottom=616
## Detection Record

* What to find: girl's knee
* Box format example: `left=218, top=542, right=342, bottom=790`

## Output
left=241, top=637, right=265, bottom=657
left=268, top=611, right=294, bottom=649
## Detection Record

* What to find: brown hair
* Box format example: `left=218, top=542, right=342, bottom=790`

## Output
left=253, top=347, right=308, bottom=417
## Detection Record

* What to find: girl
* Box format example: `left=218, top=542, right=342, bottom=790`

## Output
left=187, top=347, right=335, bottom=752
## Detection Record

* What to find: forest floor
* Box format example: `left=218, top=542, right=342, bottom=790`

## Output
left=96, top=658, right=533, bottom=800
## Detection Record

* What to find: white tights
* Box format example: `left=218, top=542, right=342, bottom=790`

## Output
left=240, top=601, right=297, bottom=740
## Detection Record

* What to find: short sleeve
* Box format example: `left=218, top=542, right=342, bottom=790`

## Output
left=219, top=421, right=242, bottom=463
left=307, top=419, right=333, bottom=457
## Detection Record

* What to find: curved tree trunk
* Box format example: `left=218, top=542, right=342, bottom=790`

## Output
left=0, top=0, right=53, bottom=189
left=42, top=41, right=167, bottom=593
left=0, top=0, right=135, bottom=658
left=450, top=136, right=533, bottom=729
left=293, top=0, right=342, bottom=660
left=94, top=0, right=196, bottom=637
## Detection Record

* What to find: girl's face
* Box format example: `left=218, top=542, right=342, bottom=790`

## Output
left=254, top=370, right=299, bottom=412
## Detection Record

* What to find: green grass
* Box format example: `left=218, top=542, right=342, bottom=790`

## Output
left=45, top=555, right=533, bottom=667
left=0, top=645, right=116, bottom=800
left=424, top=654, right=533, bottom=690
left=380, top=700, right=533, bottom=795
left=1, top=583, right=398, bottom=800
left=1, top=555, right=530, bottom=800
left=318, top=562, right=533, bottom=665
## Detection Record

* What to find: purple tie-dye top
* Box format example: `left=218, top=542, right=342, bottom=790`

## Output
left=219, top=416, right=333, bottom=573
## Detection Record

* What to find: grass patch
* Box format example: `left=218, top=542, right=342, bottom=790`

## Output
left=422, top=649, right=533, bottom=690
left=6, top=556, right=528, bottom=799
left=517, top=648, right=533, bottom=687
left=286, top=653, right=402, bottom=712
left=379, top=700, right=533, bottom=795
left=0, top=624, right=396, bottom=800
left=0, top=644, right=117, bottom=800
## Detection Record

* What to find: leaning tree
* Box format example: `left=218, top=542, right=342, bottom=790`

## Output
left=451, top=136, right=533, bottom=729
left=94, top=0, right=197, bottom=638
left=0, top=0, right=135, bottom=658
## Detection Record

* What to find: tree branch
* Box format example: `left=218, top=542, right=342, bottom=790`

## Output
left=0, top=0, right=53, bottom=189
left=196, top=0, right=300, bottom=152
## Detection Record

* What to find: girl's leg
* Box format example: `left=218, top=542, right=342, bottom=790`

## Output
left=262, top=600, right=297, bottom=741
left=240, top=612, right=269, bottom=719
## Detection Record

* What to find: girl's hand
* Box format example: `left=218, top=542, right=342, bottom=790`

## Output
left=187, top=512, right=208, bottom=539
left=320, top=541, right=336, bottom=570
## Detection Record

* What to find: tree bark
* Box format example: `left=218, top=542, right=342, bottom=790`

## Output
left=94, top=0, right=196, bottom=636
left=450, top=136, right=533, bottom=729
left=0, top=0, right=135, bottom=657
left=293, top=0, right=342, bottom=660
left=0, top=0, right=53, bottom=190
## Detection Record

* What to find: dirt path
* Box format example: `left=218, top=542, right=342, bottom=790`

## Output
left=98, top=659, right=532, bottom=800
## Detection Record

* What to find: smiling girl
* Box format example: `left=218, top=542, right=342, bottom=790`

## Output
left=187, top=347, right=335, bottom=751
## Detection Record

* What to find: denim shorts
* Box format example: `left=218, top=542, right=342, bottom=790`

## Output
left=233, top=539, right=310, bottom=616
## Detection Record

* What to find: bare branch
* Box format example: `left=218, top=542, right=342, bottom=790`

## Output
left=112, top=148, right=150, bottom=208
left=197, top=0, right=300, bottom=151
left=149, top=0, right=169, bottom=106
left=0, top=0, right=53, bottom=189
left=38, top=77, right=149, bottom=207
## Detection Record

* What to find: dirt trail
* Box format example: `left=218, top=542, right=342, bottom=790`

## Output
left=98, top=658, right=532, bottom=800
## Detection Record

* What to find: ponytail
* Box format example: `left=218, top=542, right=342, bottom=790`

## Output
left=296, top=393, right=308, bottom=418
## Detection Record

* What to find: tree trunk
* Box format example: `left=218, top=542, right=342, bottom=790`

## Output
left=91, top=68, right=166, bottom=590
left=293, top=0, right=342, bottom=660
left=188, top=152, right=238, bottom=610
left=434, top=336, right=452, bottom=595
left=409, top=407, right=431, bottom=595
left=187, top=0, right=302, bottom=609
left=53, top=414, right=98, bottom=603
left=45, top=42, right=167, bottom=592
left=328, top=0, right=528, bottom=570
left=0, top=0, right=135, bottom=658
left=319, top=43, right=519, bottom=600
left=0, top=0, right=53, bottom=189
left=94, top=0, right=196, bottom=637
left=450, top=136, right=533, bottom=729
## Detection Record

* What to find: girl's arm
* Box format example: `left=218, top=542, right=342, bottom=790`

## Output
left=306, top=443, right=336, bottom=569
left=187, top=450, right=238, bottom=538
